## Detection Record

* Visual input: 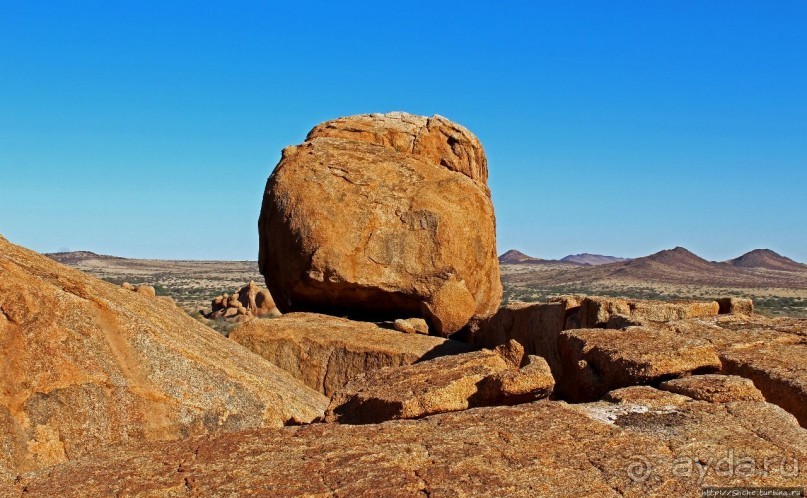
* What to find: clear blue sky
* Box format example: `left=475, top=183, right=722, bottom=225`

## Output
left=1, top=2, right=805, bottom=261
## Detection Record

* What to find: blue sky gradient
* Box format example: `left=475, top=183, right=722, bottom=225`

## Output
left=1, top=2, right=805, bottom=261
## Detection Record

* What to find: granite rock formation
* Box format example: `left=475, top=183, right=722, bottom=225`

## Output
left=258, top=112, right=502, bottom=336
left=229, top=312, right=472, bottom=396
left=0, top=235, right=327, bottom=474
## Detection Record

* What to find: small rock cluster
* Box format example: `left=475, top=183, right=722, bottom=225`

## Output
left=206, top=281, right=281, bottom=322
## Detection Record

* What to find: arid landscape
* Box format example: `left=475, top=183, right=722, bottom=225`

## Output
left=2, top=112, right=805, bottom=497
left=4, top=3, right=806, bottom=496
left=499, top=247, right=807, bottom=318
left=47, top=244, right=807, bottom=326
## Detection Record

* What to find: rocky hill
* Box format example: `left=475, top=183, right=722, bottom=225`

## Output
left=728, top=249, right=806, bottom=272
left=498, top=249, right=544, bottom=264
left=46, top=250, right=122, bottom=265
left=560, top=253, right=630, bottom=266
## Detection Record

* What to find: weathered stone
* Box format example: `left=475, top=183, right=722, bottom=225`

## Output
left=236, top=280, right=279, bottom=317
left=325, top=349, right=553, bottom=424
left=468, top=301, right=566, bottom=377
left=393, top=317, right=429, bottom=335
left=488, top=354, right=554, bottom=402
left=604, top=385, right=692, bottom=408
left=133, top=284, right=156, bottom=298
left=629, top=300, right=719, bottom=322
left=206, top=281, right=280, bottom=322
left=664, top=314, right=802, bottom=350
left=0, top=235, right=328, bottom=474
left=568, top=297, right=719, bottom=329
left=580, top=296, right=632, bottom=327
left=720, top=343, right=807, bottom=427
left=558, top=326, right=721, bottom=401
left=493, top=338, right=527, bottom=368
left=258, top=112, right=501, bottom=336
left=717, top=297, right=754, bottom=315
left=307, top=112, right=488, bottom=185
left=660, top=374, right=764, bottom=403
left=229, top=313, right=472, bottom=396
left=13, top=394, right=807, bottom=496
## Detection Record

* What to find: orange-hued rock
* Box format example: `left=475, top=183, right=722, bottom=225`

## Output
left=306, top=112, right=488, bottom=186
left=229, top=313, right=472, bottom=396
left=567, top=297, right=720, bottom=329
left=12, top=395, right=807, bottom=497
left=717, top=297, right=754, bottom=315
left=207, top=281, right=280, bottom=321
left=720, top=343, right=807, bottom=427
left=236, top=280, right=278, bottom=316
left=0, top=235, right=328, bottom=474
left=659, top=375, right=764, bottom=403
left=467, top=301, right=567, bottom=376
left=325, top=349, right=554, bottom=424
left=393, top=317, right=429, bottom=335
left=258, top=112, right=502, bottom=336
left=558, top=326, right=722, bottom=401
left=133, top=284, right=156, bottom=298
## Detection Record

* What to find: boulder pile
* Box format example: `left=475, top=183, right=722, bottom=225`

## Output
left=206, top=280, right=281, bottom=322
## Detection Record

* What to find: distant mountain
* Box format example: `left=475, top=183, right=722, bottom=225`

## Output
left=728, top=249, right=805, bottom=272
left=561, top=253, right=629, bottom=266
left=498, top=249, right=544, bottom=264
left=46, top=251, right=122, bottom=264
left=501, top=245, right=807, bottom=290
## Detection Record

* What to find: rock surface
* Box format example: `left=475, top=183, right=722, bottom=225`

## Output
left=467, top=301, right=566, bottom=376
left=571, top=296, right=720, bottom=329
left=325, top=349, right=554, bottom=424
left=258, top=112, right=502, bottom=336
left=720, top=343, right=807, bottom=427
left=229, top=312, right=472, bottom=396
left=717, top=297, right=754, bottom=315
left=659, top=374, right=764, bottom=403
left=208, top=280, right=280, bottom=321
left=392, top=317, right=429, bottom=335
left=558, top=326, right=721, bottom=401
left=11, top=394, right=807, bottom=497
left=0, top=235, right=328, bottom=473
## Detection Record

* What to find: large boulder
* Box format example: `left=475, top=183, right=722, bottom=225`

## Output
left=229, top=312, right=472, bottom=396
left=258, top=112, right=502, bottom=336
left=0, top=235, right=328, bottom=474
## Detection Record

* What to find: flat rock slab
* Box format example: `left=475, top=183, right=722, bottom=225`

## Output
left=11, top=394, right=807, bottom=497
left=660, top=375, right=764, bottom=403
left=0, top=236, right=328, bottom=474
left=665, top=315, right=804, bottom=350
left=558, top=327, right=721, bottom=401
left=229, top=312, right=472, bottom=396
left=325, top=350, right=554, bottom=424
left=719, top=343, right=807, bottom=427
left=560, top=296, right=720, bottom=330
